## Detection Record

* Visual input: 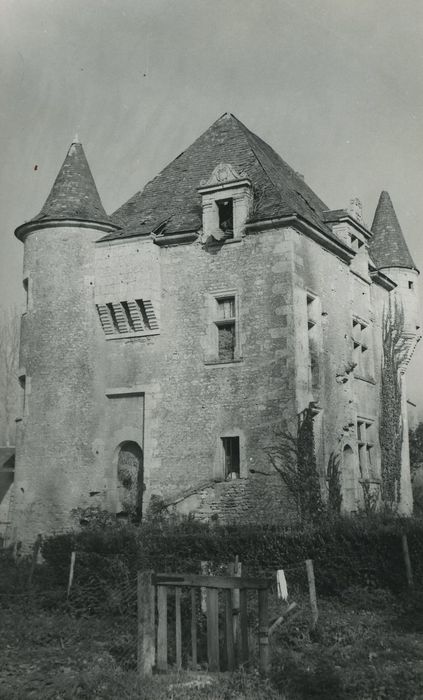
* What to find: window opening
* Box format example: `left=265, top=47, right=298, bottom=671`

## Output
left=409, top=281, right=414, bottom=290
left=216, top=296, right=236, bottom=361
left=352, top=318, right=369, bottom=376
left=350, top=233, right=364, bottom=250
left=23, top=278, right=29, bottom=311
left=306, top=294, right=319, bottom=390
left=217, top=199, right=234, bottom=236
left=357, top=419, right=374, bottom=479
left=222, top=436, right=240, bottom=479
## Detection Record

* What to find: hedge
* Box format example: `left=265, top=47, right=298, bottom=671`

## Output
left=39, top=512, right=423, bottom=598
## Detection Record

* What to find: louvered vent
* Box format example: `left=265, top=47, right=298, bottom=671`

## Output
left=96, top=299, right=159, bottom=336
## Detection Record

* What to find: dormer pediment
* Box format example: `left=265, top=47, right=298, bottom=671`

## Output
left=198, top=163, right=252, bottom=242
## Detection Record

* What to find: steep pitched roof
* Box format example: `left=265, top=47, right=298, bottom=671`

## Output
left=107, top=113, right=332, bottom=240
left=31, top=141, right=112, bottom=225
left=370, top=191, right=418, bottom=271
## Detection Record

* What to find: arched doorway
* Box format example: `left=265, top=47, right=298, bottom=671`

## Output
left=342, top=444, right=356, bottom=513
left=117, top=441, right=144, bottom=521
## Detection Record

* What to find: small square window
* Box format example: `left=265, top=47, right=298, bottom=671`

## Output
left=409, top=281, right=414, bottom=290
left=222, top=436, right=240, bottom=478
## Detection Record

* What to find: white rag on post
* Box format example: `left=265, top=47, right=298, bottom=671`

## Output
left=277, top=569, right=288, bottom=600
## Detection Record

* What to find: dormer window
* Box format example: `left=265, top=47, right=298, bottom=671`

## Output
left=198, top=163, right=252, bottom=242
left=217, top=199, right=234, bottom=236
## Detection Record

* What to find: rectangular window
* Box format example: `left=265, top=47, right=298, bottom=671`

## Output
left=216, top=296, right=236, bottom=361
left=23, top=278, right=29, bottom=311
left=216, top=199, right=234, bottom=236
left=352, top=317, right=371, bottom=377
left=222, top=436, right=240, bottom=478
left=349, top=233, right=364, bottom=250
left=307, top=293, right=320, bottom=391
left=357, top=418, right=374, bottom=479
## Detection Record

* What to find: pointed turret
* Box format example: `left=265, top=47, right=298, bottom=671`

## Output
left=15, top=141, right=117, bottom=240
left=370, top=191, right=418, bottom=271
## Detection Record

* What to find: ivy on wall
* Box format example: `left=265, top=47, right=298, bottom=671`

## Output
left=264, top=403, right=323, bottom=523
left=380, top=297, right=406, bottom=507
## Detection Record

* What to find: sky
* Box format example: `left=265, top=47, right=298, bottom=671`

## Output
left=1, top=0, right=422, bottom=408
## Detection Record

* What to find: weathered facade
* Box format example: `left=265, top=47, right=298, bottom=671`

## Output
left=8, top=114, right=421, bottom=544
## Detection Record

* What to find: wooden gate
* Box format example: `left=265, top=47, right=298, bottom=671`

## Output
left=137, top=570, right=271, bottom=676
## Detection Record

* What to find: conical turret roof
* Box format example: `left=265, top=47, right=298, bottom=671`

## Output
left=32, top=141, right=112, bottom=224
left=370, top=191, right=417, bottom=271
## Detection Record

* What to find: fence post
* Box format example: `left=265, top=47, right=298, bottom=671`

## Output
left=402, top=533, right=414, bottom=589
left=67, top=551, right=76, bottom=598
left=137, top=571, right=155, bottom=678
left=305, top=559, right=318, bottom=631
left=258, top=588, right=270, bottom=674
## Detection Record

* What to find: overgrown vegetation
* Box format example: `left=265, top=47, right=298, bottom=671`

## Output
left=32, top=510, right=423, bottom=600
left=380, top=297, right=407, bottom=508
left=264, top=403, right=323, bottom=523
left=326, top=452, right=342, bottom=516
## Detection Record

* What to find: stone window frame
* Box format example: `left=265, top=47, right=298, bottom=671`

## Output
left=356, top=416, right=375, bottom=480
left=17, top=369, right=30, bottom=420
left=214, top=430, right=246, bottom=481
left=306, top=291, right=321, bottom=394
left=352, top=314, right=374, bottom=380
left=205, top=289, right=243, bottom=366
left=22, top=276, right=33, bottom=313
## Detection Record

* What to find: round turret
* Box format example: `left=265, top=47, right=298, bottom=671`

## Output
left=13, top=142, right=119, bottom=544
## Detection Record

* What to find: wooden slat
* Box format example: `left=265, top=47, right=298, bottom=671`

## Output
left=191, top=588, right=197, bottom=670
left=175, top=587, right=182, bottom=670
left=239, top=589, right=249, bottom=666
left=224, top=589, right=235, bottom=671
left=206, top=588, right=219, bottom=671
left=157, top=585, right=168, bottom=671
left=154, top=573, right=270, bottom=590
left=137, top=571, right=155, bottom=677
left=258, top=588, right=270, bottom=674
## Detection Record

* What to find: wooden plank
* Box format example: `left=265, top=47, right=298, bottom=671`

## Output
left=305, top=559, right=319, bottom=630
left=154, top=572, right=270, bottom=590
left=206, top=588, right=220, bottom=671
left=239, top=589, right=249, bottom=666
left=191, top=588, right=197, bottom=670
left=157, top=585, right=168, bottom=671
left=258, top=588, right=270, bottom=674
left=175, top=587, right=182, bottom=670
left=137, top=571, right=155, bottom=677
left=224, top=588, right=235, bottom=671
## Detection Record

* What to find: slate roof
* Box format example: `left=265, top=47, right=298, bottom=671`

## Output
left=370, top=191, right=418, bottom=271
left=0, top=447, right=15, bottom=471
left=106, top=113, right=333, bottom=241
left=30, top=142, right=113, bottom=225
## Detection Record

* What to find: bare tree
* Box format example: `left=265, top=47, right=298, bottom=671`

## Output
left=0, top=306, right=20, bottom=446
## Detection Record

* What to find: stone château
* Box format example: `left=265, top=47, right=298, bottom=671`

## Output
left=5, top=113, right=421, bottom=544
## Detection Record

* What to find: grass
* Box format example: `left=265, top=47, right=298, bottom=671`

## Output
left=2, top=585, right=423, bottom=698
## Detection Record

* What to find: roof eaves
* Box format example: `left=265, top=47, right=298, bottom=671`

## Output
left=246, top=214, right=354, bottom=263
